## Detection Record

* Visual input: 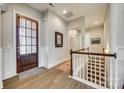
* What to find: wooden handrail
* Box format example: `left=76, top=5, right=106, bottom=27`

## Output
left=83, top=47, right=89, bottom=51
left=72, top=47, right=89, bottom=52
left=70, top=48, right=116, bottom=76
left=71, top=51, right=116, bottom=59
left=75, top=48, right=84, bottom=52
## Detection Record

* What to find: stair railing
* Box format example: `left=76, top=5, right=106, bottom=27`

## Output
left=70, top=48, right=116, bottom=89
left=70, top=48, right=89, bottom=76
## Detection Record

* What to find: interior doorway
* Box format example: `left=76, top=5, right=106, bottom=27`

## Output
left=67, top=29, right=81, bottom=50
left=16, top=14, right=38, bottom=73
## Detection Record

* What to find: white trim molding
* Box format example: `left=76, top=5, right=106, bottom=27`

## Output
left=2, top=48, right=17, bottom=80
left=115, top=47, right=124, bottom=88
left=0, top=48, right=3, bottom=88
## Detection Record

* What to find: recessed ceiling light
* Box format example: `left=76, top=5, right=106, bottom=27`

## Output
left=94, top=21, right=98, bottom=24
left=63, top=10, right=67, bottom=14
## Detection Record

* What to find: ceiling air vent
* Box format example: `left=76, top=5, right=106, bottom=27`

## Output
left=49, top=3, right=54, bottom=7
left=64, top=11, right=74, bottom=18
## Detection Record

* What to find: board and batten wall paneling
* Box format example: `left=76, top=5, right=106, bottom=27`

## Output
left=104, top=4, right=124, bottom=88
left=44, top=10, right=69, bottom=68
left=110, top=4, right=124, bottom=88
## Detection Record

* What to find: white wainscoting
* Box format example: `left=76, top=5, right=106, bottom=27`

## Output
left=2, top=48, right=17, bottom=80
left=2, top=47, right=46, bottom=80
left=116, top=47, right=124, bottom=88
left=0, top=48, right=3, bottom=88
left=38, top=47, right=48, bottom=68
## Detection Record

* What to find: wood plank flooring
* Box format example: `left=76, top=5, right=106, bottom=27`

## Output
left=18, top=67, right=47, bottom=79
left=54, top=60, right=70, bottom=74
left=3, top=64, right=93, bottom=89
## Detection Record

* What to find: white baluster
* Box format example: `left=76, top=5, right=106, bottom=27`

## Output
left=104, top=57, right=106, bottom=88
left=87, top=55, right=89, bottom=80
left=99, top=56, right=101, bottom=86
left=83, top=55, right=85, bottom=79
left=95, top=56, right=96, bottom=84
left=73, top=54, right=76, bottom=77
left=75, top=54, right=77, bottom=77
left=91, top=56, right=92, bottom=82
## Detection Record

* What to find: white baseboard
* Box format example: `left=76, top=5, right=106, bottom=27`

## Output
left=3, top=72, right=17, bottom=80
left=47, top=58, right=70, bottom=69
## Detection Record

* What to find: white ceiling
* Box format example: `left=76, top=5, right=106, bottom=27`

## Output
left=27, top=3, right=108, bottom=29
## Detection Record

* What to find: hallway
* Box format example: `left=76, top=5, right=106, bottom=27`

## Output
left=3, top=63, right=93, bottom=89
left=0, top=3, right=124, bottom=89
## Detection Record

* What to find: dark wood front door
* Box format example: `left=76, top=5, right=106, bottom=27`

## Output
left=16, top=14, right=38, bottom=73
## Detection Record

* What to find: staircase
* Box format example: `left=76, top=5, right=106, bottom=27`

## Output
left=70, top=48, right=117, bottom=89
left=87, top=56, right=106, bottom=87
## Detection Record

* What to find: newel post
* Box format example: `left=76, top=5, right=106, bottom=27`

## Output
left=70, top=49, right=73, bottom=76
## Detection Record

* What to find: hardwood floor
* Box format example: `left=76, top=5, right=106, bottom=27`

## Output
left=18, top=67, right=47, bottom=79
left=3, top=64, right=93, bottom=89
left=54, top=60, right=70, bottom=74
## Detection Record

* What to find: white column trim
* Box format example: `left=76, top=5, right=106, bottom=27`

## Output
left=0, top=8, right=3, bottom=88
left=0, top=48, right=3, bottom=88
